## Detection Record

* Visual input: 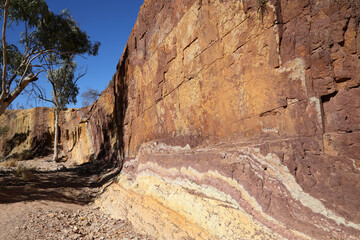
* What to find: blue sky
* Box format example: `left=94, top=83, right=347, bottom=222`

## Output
left=10, top=0, right=143, bottom=109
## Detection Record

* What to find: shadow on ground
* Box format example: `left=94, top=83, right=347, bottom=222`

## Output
left=0, top=161, right=121, bottom=205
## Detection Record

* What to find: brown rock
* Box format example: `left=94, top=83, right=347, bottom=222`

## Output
left=0, top=86, right=116, bottom=166
left=105, top=0, right=360, bottom=239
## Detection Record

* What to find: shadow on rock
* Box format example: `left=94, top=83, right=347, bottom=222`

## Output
left=0, top=161, right=121, bottom=205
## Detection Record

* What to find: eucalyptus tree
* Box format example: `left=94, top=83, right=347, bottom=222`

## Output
left=43, top=55, right=81, bottom=162
left=0, top=0, right=100, bottom=115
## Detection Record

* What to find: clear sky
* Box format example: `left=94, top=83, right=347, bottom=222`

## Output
left=10, top=0, right=143, bottom=109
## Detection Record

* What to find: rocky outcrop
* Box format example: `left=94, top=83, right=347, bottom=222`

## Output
left=60, top=86, right=117, bottom=165
left=114, top=0, right=360, bottom=160
left=97, top=0, right=360, bottom=239
left=0, top=86, right=116, bottom=165
left=0, top=107, right=54, bottom=159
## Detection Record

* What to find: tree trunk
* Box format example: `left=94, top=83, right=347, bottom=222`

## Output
left=53, top=109, right=59, bottom=162
left=0, top=103, right=8, bottom=116
left=1, top=0, right=10, bottom=102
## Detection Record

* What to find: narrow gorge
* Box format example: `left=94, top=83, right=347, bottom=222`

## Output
left=1, top=0, right=359, bottom=239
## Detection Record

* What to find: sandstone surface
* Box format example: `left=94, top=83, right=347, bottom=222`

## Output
left=97, top=0, right=360, bottom=239
left=0, top=86, right=116, bottom=165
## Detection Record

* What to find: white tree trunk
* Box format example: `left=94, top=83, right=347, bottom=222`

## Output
left=1, top=0, right=10, bottom=102
left=53, top=109, right=59, bottom=162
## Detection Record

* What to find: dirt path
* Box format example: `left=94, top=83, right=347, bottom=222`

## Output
left=0, top=157, right=153, bottom=240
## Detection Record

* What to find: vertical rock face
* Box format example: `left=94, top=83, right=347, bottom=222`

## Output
left=0, top=107, right=54, bottom=158
left=60, top=86, right=117, bottom=165
left=114, top=0, right=360, bottom=159
left=0, top=86, right=116, bottom=165
left=97, top=0, right=360, bottom=239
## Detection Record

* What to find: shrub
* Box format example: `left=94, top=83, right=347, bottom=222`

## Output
left=18, top=150, right=34, bottom=160
left=16, top=165, right=34, bottom=180
left=1, top=159, right=17, bottom=167
left=0, top=126, right=9, bottom=136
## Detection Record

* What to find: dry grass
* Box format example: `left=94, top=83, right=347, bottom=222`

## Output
left=1, top=159, right=18, bottom=167
left=16, top=165, right=35, bottom=180
left=0, top=126, right=9, bottom=136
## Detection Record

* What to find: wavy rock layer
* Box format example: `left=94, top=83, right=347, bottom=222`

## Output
left=98, top=142, right=360, bottom=239
left=99, top=0, right=360, bottom=239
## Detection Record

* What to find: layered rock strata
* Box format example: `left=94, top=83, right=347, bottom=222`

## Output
left=99, top=0, right=360, bottom=239
left=98, top=141, right=360, bottom=239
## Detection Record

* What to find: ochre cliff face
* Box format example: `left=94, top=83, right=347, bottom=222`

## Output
left=97, top=0, right=360, bottom=239
left=60, top=87, right=116, bottom=165
left=0, top=107, right=54, bottom=158
left=0, top=86, right=116, bottom=165
left=115, top=0, right=360, bottom=159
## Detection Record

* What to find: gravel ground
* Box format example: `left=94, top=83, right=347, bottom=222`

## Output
left=0, top=201, right=153, bottom=240
left=0, top=157, right=154, bottom=240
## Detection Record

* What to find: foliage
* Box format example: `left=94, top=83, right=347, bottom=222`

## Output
left=0, top=44, right=26, bottom=92
left=81, top=88, right=100, bottom=107
left=41, top=54, right=82, bottom=162
left=0, top=0, right=100, bottom=115
left=47, top=55, right=79, bottom=109
left=0, top=125, right=9, bottom=135
left=0, top=0, right=48, bottom=26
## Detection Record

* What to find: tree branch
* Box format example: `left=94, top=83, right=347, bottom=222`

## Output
left=75, top=68, right=87, bottom=84
left=25, top=82, right=56, bottom=105
left=6, top=74, right=17, bottom=93
left=18, top=49, right=51, bottom=85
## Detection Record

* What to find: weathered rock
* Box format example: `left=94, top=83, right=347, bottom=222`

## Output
left=98, top=141, right=360, bottom=239
left=0, top=86, right=116, bottom=165
left=0, top=200, right=153, bottom=240
left=0, top=107, right=54, bottom=159
left=97, top=0, right=360, bottom=239
left=60, top=86, right=117, bottom=165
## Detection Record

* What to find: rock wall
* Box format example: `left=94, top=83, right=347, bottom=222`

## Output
left=114, top=0, right=360, bottom=159
left=0, top=86, right=116, bottom=165
left=0, top=107, right=54, bottom=158
left=60, top=86, right=117, bottom=165
left=98, top=0, right=360, bottom=239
